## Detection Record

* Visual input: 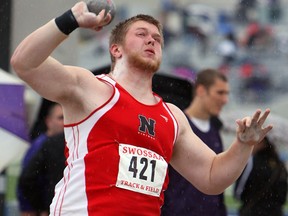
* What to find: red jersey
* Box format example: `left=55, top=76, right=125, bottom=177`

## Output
left=50, top=74, right=178, bottom=216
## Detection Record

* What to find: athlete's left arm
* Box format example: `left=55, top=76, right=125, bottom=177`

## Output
left=168, top=104, right=272, bottom=195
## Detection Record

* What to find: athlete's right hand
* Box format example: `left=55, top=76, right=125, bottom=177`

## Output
left=71, top=1, right=112, bottom=31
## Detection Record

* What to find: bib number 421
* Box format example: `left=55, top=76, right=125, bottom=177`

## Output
left=116, top=144, right=168, bottom=197
left=128, top=156, right=156, bottom=182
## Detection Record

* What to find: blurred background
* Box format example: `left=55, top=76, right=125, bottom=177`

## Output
left=1, top=0, right=288, bottom=215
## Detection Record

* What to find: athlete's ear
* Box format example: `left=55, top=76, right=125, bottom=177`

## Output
left=110, top=44, right=122, bottom=59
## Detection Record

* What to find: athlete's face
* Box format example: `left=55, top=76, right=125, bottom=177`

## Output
left=202, top=78, right=229, bottom=116
left=122, top=21, right=162, bottom=73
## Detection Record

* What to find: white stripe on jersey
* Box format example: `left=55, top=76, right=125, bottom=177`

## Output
left=50, top=80, right=120, bottom=215
left=162, top=102, right=179, bottom=145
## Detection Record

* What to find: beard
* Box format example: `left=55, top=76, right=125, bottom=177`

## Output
left=127, top=52, right=161, bottom=73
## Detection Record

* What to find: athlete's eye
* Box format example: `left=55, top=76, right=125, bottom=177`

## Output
left=154, top=37, right=161, bottom=43
left=137, top=32, right=146, bottom=36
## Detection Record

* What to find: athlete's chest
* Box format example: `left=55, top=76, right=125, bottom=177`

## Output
left=101, top=95, right=172, bottom=139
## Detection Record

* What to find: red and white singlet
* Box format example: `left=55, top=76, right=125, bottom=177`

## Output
left=50, top=74, right=178, bottom=216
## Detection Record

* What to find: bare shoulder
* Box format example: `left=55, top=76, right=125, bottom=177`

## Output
left=166, top=103, right=188, bottom=125
left=166, top=103, right=182, bottom=114
left=63, top=65, right=110, bottom=95
left=166, top=102, right=193, bottom=143
left=65, top=65, right=97, bottom=83
left=61, top=67, right=114, bottom=123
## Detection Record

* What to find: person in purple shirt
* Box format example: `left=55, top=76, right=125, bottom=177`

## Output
left=17, top=102, right=63, bottom=216
left=161, top=69, right=230, bottom=216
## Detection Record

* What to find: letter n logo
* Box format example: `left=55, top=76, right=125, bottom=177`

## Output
left=138, top=115, right=155, bottom=137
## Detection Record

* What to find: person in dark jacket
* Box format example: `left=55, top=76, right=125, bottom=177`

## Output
left=234, top=136, right=288, bottom=216
left=161, top=69, right=229, bottom=216
left=17, top=102, right=63, bottom=216
left=19, top=132, right=66, bottom=215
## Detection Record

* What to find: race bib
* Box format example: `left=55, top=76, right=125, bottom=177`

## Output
left=116, top=144, right=168, bottom=197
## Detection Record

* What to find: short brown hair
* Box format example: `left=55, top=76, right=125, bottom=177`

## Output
left=195, top=69, right=227, bottom=88
left=193, top=69, right=228, bottom=96
left=109, top=14, right=164, bottom=70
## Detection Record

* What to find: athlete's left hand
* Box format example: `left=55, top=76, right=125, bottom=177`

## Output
left=236, top=109, right=273, bottom=146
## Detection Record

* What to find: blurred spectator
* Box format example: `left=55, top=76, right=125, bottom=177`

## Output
left=216, top=12, right=238, bottom=74
left=161, top=69, right=229, bottom=216
left=267, top=0, right=282, bottom=23
left=17, top=103, right=63, bottom=216
left=234, top=137, right=288, bottom=216
left=159, top=0, right=181, bottom=45
left=18, top=132, right=66, bottom=216
left=217, top=11, right=235, bottom=36
left=235, top=0, right=258, bottom=23
left=241, top=20, right=273, bottom=50
left=182, top=4, right=217, bottom=55
left=217, top=32, right=238, bottom=66
left=238, top=58, right=272, bottom=103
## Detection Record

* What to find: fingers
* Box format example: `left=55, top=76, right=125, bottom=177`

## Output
left=97, top=10, right=112, bottom=26
left=71, top=5, right=110, bottom=30
left=91, top=9, right=111, bottom=29
left=97, top=9, right=106, bottom=19
left=236, top=108, right=273, bottom=145
left=250, top=109, right=261, bottom=126
left=236, top=117, right=250, bottom=130
left=262, top=124, right=273, bottom=136
left=103, top=13, right=112, bottom=25
left=241, top=109, right=270, bottom=128
left=257, top=108, right=270, bottom=126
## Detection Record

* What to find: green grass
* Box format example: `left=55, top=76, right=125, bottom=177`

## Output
left=5, top=162, right=21, bottom=202
left=225, top=193, right=241, bottom=212
left=224, top=186, right=241, bottom=213
left=6, top=175, right=18, bottom=202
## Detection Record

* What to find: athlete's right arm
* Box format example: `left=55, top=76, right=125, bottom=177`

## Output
left=10, top=1, right=111, bottom=103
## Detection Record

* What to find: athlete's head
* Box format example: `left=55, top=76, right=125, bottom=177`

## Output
left=109, top=14, right=164, bottom=71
